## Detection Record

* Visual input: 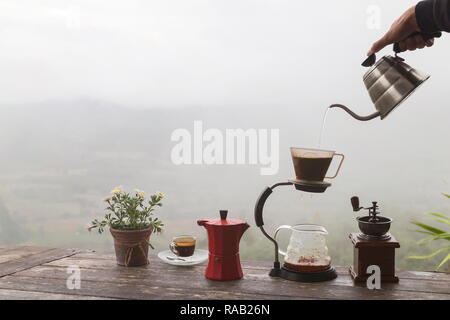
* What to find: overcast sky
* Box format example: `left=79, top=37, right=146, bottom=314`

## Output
left=1, top=0, right=448, bottom=109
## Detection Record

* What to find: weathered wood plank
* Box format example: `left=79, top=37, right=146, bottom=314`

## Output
left=42, top=256, right=450, bottom=296
left=8, top=264, right=450, bottom=300
left=0, top=248, right=79, bottom=278
left=69, top=251, right=115, bottom=260
left=244, top=270, right=450, bottom=295
left=393, top=269, right=450, bottom=281
left=69, top=252, right=450, bottom=282
left=0, top=246, right=449, bottom=300
left=0, top=245, right=51, bottom=253
left=241, top=261, right=450, bottom=281
left=0, top=288, right=115, bottom=300
left=0, top=275, right=290, bottom=300
left=0, top=245, right=52, bottom=264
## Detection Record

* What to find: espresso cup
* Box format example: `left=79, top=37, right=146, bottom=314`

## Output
left=290, top=147, right=345, bottom=182
left=169, top=235, right=196, bottom=257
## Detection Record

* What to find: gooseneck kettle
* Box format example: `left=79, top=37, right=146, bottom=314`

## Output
left=331, top=31, right=441, bottom=121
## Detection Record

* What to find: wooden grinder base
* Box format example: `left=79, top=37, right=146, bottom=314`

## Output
left=349, top=233, right=400, bottom=283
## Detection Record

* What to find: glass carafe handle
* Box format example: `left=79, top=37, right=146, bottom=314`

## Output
left=274, top=225, right=292, bottom=256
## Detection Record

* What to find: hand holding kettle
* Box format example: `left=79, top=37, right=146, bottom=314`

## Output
left=367, top=1, right=449, bottom=56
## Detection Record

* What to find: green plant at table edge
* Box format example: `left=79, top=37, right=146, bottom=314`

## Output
left=409, top=193, right=450, bottom=272
left=88, top=187, right=164, bottom=234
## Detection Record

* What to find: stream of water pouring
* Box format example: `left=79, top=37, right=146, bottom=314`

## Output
left=318, top=106, right=331, bottom=148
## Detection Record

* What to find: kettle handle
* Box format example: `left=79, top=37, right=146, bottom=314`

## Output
left=393, top=31, right=442, bottom=53
left=274, top=225, right=292, bottom=256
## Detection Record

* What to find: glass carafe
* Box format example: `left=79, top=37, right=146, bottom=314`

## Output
left=274, top=224, right=331, bottom=272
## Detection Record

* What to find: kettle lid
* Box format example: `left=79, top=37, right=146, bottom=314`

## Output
left=197, top=210, right=248, bottom=227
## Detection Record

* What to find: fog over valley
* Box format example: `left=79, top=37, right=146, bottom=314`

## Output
left=0, top=0, right=449, bottom=270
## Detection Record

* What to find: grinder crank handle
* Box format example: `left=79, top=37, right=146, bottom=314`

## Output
left=351, top=196, right=362, bottom=212
left=393, top=31, right=442, bottom=53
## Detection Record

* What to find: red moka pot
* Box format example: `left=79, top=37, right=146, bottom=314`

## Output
left=197, top=210, right=249, bottom=281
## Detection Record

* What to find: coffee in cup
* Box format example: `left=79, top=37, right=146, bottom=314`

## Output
left=290, top=147, right=344, bottom=182
left=170, top=235, right=196, bottom=257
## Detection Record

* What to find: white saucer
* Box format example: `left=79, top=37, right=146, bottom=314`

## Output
left=158, top=249, right=208, bottom=266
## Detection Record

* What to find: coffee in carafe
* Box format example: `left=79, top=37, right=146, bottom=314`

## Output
left=290, top=147, right=344, bottom=182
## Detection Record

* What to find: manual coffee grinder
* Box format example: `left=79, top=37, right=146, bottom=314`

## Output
left=348, top=196, right=400, bottom=283
left=254, top=147, right=344, bottom=282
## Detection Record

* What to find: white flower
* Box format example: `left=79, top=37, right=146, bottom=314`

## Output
left=134, top=189, right=145, bottom=198
left=111, top=186, right=123, bottom=195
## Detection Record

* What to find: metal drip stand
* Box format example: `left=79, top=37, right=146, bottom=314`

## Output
left=254, top=180, right=337, bottom=282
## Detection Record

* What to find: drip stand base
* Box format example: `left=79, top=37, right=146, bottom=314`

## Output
left=270, top=265, right=337, bottom=283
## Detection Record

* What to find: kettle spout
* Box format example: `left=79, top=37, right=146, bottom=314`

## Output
left=330, top=104, right=380, bottom=121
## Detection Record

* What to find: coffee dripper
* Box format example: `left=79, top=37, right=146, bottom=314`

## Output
left=290, top=147, right=344, bottom=189
left=253, top=148, right=344, bottom=282
left=331, top=32, right=441, bottom=121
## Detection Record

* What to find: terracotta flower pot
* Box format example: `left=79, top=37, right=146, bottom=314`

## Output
left=110, top=226, right=153, bottom=267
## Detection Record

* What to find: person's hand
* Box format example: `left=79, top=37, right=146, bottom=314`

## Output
left=367, top=5, right=435, bottom=56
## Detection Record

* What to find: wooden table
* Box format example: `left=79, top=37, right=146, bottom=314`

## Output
left=0, top=245, right=449, bottom=300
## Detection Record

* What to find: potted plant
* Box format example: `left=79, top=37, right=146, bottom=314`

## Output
left=88, top=187, right=164, bottom=267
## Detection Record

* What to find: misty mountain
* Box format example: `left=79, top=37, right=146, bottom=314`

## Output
left=0, top=97, right=447, bottom=271
left=0, top=197, right=27, bottom=244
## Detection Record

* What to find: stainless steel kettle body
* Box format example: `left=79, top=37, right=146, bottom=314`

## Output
left=331, top=55, right=430, bottom=121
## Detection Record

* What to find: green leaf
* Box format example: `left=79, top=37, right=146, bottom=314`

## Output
left=411, top=222, right=446, bottom=235
left=418, top=235, right=435, bottom=245
left=418, top=233, right=450, bottom=245
left=408, top=247, right=450, bottom=260
left=425, top=212, right=450, bottom=221
left=436, top=253, right=450, bottom=270
left=442, top=193, right=450, bottom=199
left=429, top=218, right=450, bottom=226
left=412, top=229, right=435, bottom=236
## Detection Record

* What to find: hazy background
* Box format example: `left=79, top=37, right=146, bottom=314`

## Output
left=0, top=0, right=449, bottom=271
